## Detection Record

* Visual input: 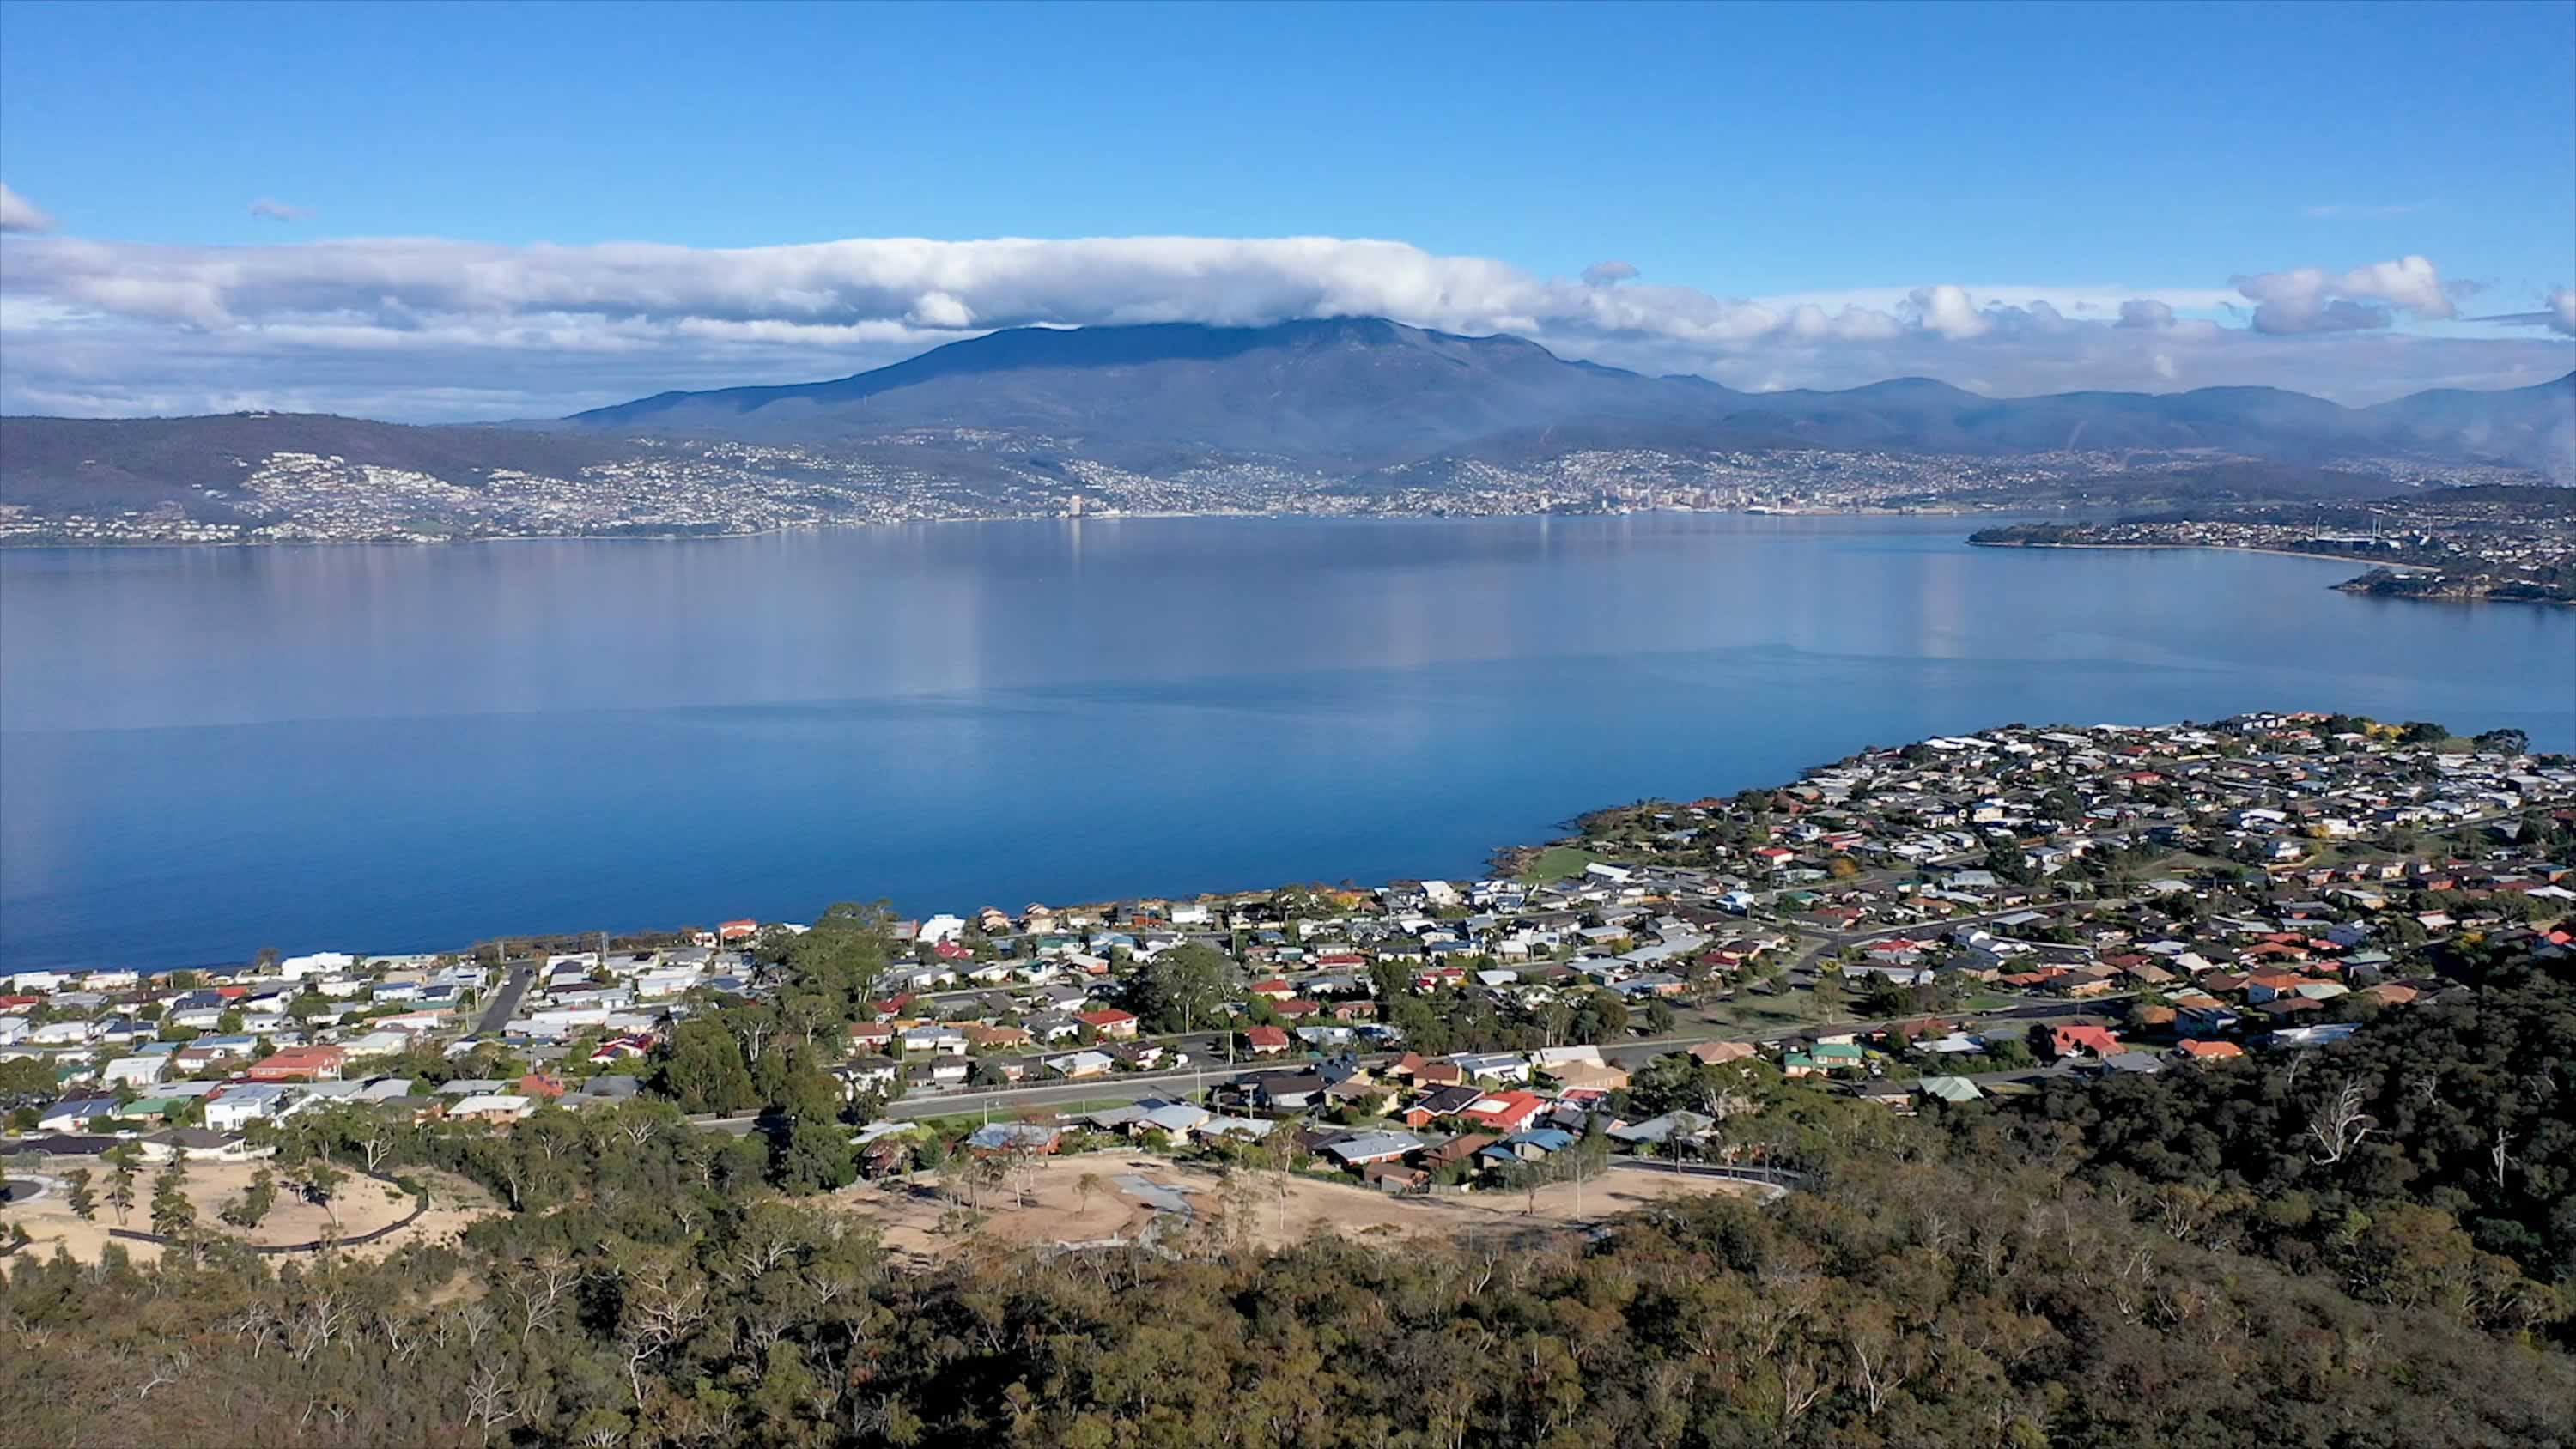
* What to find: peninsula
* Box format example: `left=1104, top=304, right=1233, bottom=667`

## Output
left=1969, top=483, right=2576, bottom=603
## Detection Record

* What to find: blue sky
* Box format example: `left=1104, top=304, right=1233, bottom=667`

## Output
left=1, top=0, right=2569, bottom=418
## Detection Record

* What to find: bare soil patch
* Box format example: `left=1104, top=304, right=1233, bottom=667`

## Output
left=1, top=1159, right=492, bottom=1264
left=830, top=1153, right=1756, bottom=1262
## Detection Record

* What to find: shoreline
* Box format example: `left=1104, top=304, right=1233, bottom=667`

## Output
left=1966, top=537, right=2438, bottom=570
left=1971, top=536, right=2573, bottom=607
left=17, top=706, right=2565, bottom=977
left=0, top=502, right=2002, bottom=551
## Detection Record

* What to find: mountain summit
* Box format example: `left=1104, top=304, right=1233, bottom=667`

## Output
left=566, top=317, right=1689, bottom=461
left=566, top=318, right=2576, bottom=474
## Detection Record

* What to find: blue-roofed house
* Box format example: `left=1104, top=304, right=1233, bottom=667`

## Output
left=1481, top=1127, right=1577, bottom=1164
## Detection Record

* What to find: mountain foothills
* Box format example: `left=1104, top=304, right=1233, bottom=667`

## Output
left=2, top=318, right=2569, bottom=544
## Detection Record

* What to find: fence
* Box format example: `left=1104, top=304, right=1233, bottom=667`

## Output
left=100, top=1172, right=426, bottom=1256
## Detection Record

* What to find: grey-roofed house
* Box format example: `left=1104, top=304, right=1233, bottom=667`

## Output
left=1322, top=1131, right=1424, bottom=1167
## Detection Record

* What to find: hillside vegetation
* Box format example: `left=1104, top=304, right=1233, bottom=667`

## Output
left=6, top=955, right=2573, bottom=1447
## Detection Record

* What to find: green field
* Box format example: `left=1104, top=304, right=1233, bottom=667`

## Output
left=1687, top=987, right=1839, bottom=1035
left=1518, top=846, right=1605, bottom=883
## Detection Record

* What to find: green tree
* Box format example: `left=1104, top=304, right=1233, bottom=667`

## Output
left=295, top=1156, right=347, bottom=1229
left=102, top=1144, right=142, bottom=1226
left=650, top=1017, right=760, bottom=1113
left=220, top=1167, right=279, bottom=1231
left=149, top=1158, right=197, bottom=1241
left=61, top=1167, right=97, bottom=1222
left=1130, top=943, right=1239, bottom=1034
left=0, top=1057, right=57, bottom=1100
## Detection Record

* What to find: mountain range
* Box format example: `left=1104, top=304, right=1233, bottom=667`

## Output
left=4, top=318, right=2570, bottom=528
left=564, top=316, right=2576, bottom=472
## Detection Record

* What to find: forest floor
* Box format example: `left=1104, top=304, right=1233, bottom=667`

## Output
left=2, top=1159, right=492, bottom=1264
left=834, top=1152, right=1759, bottom=1264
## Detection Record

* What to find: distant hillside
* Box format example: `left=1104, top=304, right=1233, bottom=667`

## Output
left=0, top=415, right=636, bottom=518
left=4, top=323, right=2568, bottom=539
left=566, top=318, right=2576, bottom=474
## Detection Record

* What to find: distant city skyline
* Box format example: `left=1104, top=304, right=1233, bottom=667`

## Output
left=1, top=0, right=2569, bottom=419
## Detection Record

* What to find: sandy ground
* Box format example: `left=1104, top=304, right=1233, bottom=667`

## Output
left=2, top=1159, right=491, bottom=1264
left=833, top=1152, right=1758, bottom=1261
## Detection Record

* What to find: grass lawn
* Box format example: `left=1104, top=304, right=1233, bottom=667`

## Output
left=1689, top=987, right=1838, bottom=1035
left=1518, top=846, right=1604, bottom=884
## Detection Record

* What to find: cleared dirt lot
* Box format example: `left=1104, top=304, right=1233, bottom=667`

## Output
left=833, top=1152, right=1757, bottom=1261
left=2, top=1159, right=490, bottom=1264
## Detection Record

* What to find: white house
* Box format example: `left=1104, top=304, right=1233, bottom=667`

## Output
left=37, top=1098, right=118, bottom=1131
left=204, top=1083, right=292, bottom=1131
left=341, top=1029, right=415, bottom=1058
left=1043, top=1050, right=1115, bottom=1079
left=100, top=1055, right=167, bottom=1089
left=447, top=1094, right=534, bottom=1122
left=898, top=1025, right=969, bottom=1057
left=1449, top=1052, right=1532, bottom=1083
left=276, top=952, right=354, bottom=980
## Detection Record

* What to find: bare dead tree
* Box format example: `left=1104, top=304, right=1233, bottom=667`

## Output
left=1775, top=1346, right=1829, bottom=1429
left=2490, top=1126, right=2518, bottom=1191
left=507, top=1250, right=583, bottom=1346
left=2307, top=1078, right=2377, bottom=1165
left=464, top=1362, right=520, bottom=1443
left=134, top=1349, right=191, bottom=1400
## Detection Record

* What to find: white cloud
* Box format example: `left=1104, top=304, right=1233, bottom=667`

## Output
left=0, top=231, right=2563, bottom=420
left=0, top=183, right=54, bottom=234
left=2470, top=288, right=2576, bottom=337
left=2230, top=254, right=2459, bottom=335
left=1904, top=284, right=1990, bottom=340
left=249, top=198, right=312, bottom=223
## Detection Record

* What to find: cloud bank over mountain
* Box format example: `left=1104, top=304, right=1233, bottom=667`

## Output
left=0, top=202, right=2566, bottom=421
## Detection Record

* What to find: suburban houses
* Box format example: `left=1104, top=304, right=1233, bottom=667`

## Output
left=3, top=712, right=2568, bottom=1197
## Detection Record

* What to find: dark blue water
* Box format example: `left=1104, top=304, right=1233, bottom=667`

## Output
left=5, top=513, right=2570, bottom=969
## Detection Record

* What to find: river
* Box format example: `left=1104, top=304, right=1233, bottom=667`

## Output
left=4, top=513, right=2569, bottom=968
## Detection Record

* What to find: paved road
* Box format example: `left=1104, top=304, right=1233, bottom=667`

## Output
left=473, top=964, right=535, bottom=1036
left=1607, top=1157, right=1805, bottom=1199
left=781, top=997, right=2129, bottom=1130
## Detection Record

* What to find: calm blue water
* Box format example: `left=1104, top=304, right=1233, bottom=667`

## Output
left=4, top=513, right=2571, bottom=970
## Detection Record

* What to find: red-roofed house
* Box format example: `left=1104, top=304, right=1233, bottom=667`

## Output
left=717, top=919, right=760, bottom=942
left=246, top=1044, right=348, bottom=1082
left=1244, top=1026, right=1291, bottom=1056
left=1077, top=1009, right=1139, bottom=1040
left=2174, top=1039, right=2244, bottom=1062
left=2048, top=1024, right=2123, bottom=1061
left=1458, top=1090, right=1547, bottom=1134
left=1249, top=978, right=1297, bottom=1000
